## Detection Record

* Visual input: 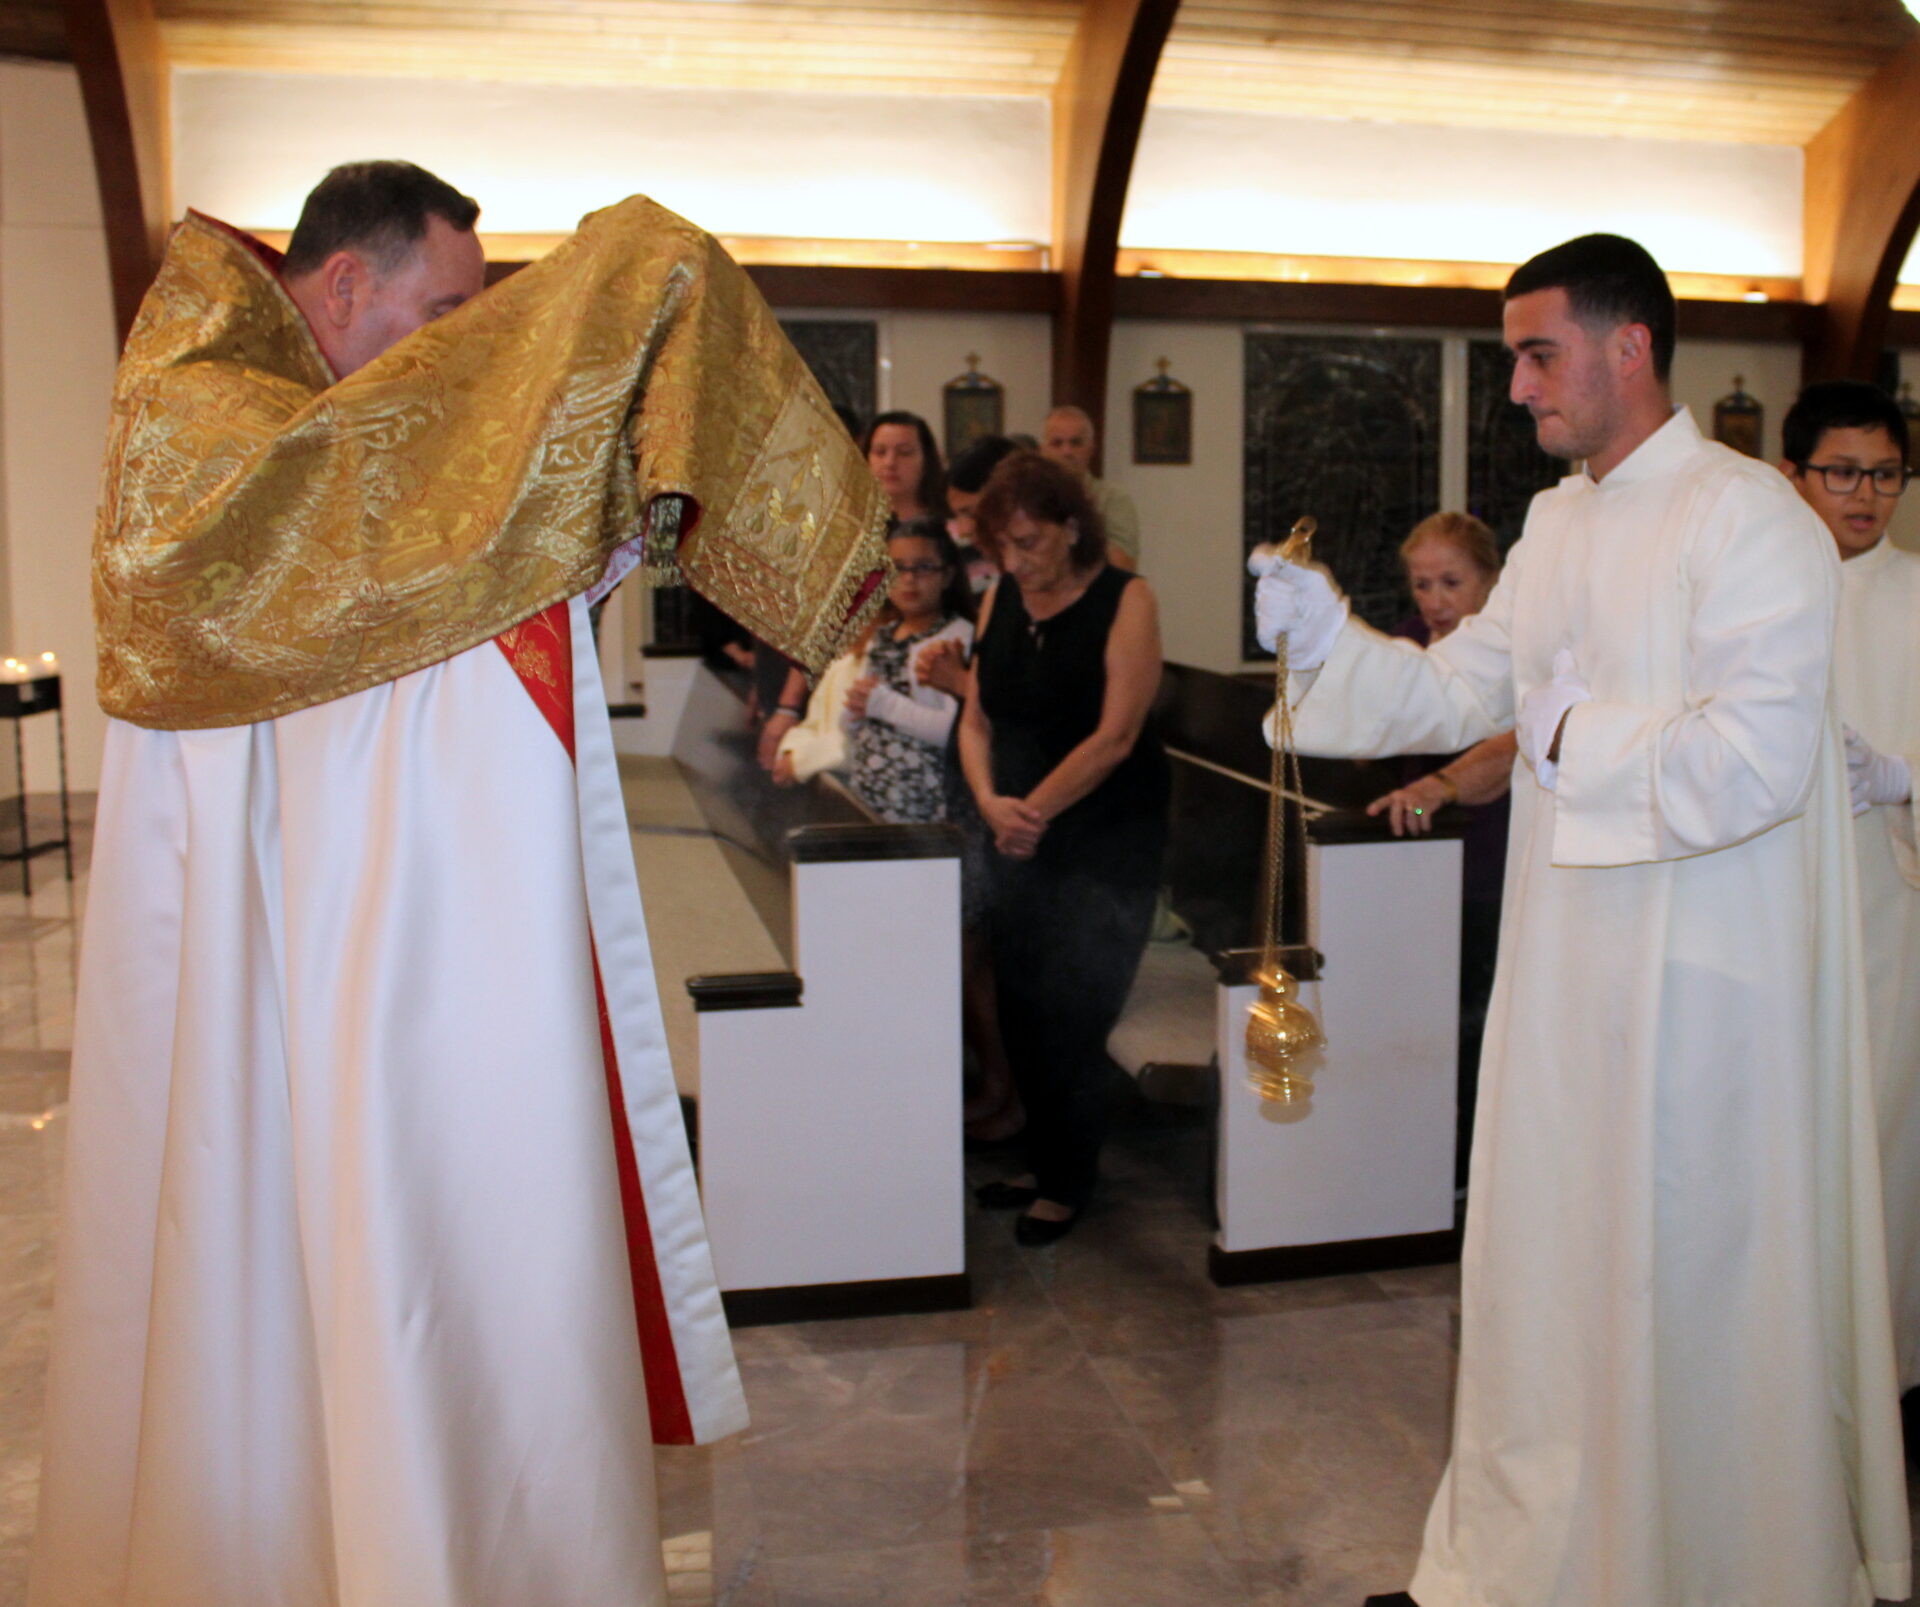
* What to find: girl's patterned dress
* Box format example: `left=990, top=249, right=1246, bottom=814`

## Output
left=848, top=622, right=952, bottom=824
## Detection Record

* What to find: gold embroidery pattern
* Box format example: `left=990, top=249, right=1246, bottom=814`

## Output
left=96, top=200, right=890, bottom=730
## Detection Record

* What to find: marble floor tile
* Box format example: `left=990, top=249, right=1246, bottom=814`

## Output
left=0, top=1050, right=68, bottom=1125
left=0, top=1217, right=53, bottom=1356
left=0, top=1545, right=27, bottom=1607
left=734, top=1343, right=977, bottom=1557
left=0, top=1116, right=63, bottom=1219
left=958, top=1356, right=1177, bottom=1535
left=766, top=1513, right=1255, bottom=1607
left=766, top=1529, right=1053, bottom=1607
left=1022, top=1513, right=1248, bottom=1607
left=729, top=1222, right=1079, bottom=1383
left=1092, top=1302, right=1454, bottom=1594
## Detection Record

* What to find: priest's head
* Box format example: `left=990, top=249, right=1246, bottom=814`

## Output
left=1779, top=381, right=1911, bottom=561
left=282, top=161, right=486, bottom=379
left=1502, top=234, right=1675, bottom=477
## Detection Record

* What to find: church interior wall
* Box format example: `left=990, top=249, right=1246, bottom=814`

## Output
left=1123, top=106, right=1804, bottom=279
left=171, top=70, right=1053, bottom=248
left=0, top=59, right=114, bottom=795
left=876, top=310, right=1055, bottom=439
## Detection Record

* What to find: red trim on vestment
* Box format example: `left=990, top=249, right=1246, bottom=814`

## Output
left=590, top=943, right=697, bottom=1445
left=495, top=603, right=698, bottom=1447
left=842, top=570, right=885, bottom=627
left=187, top=209, right=287, bottom=274
left=494, top=604, right=575, bottom=751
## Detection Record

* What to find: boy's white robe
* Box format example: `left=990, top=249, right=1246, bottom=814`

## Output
left=1281, top=410, right=1909, bottom=1607
left=30, top=596, right=746, bottom=1607
left=1836, top=535, right=1920, bottom=1394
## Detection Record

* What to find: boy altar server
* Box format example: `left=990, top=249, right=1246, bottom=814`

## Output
left=1782, top=380, right=1920, bottom=1421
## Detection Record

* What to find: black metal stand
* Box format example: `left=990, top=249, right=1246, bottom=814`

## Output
left=0, top=673, right=72, bottom=896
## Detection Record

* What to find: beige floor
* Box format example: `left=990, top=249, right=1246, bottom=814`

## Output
left=621, top=754, right=786, bottom=1099
left=2, top=799, right=1917, bottom=1606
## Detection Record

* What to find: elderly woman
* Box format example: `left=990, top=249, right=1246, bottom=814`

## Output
left=959, top=452, right=1169, bottom=1245
left=1365, top=510, right=1515, bottom=1181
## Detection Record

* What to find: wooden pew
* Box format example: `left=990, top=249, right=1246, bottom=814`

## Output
left=1138, top=664, right=1469, bottom=1285
left=664, top=663, right=970, bottom=1325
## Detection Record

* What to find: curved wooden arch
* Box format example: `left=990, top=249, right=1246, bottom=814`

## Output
left=1802, top=35, right=1920, bottom=384
left=1050, top=0, right=1180, bottom=467
left=61, top=0, right=169, bottom=344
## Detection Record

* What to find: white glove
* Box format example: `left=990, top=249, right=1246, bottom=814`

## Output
left=1844, top=725, right=1912, bottom=816
left=1516, top=648, right=1592, bottom=791
left=1247, top=552, right=1347, bottom=670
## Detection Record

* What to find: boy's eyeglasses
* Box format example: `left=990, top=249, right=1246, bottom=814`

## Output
left=892, top=561, right=951, bottom=577
left=1801, top=462, right=1911, bottom=497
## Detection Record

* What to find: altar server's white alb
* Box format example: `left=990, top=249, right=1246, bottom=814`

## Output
left=1279, top=409, right=1909, bottom=1607
left=1837, top=535, right=1920, bottom=1395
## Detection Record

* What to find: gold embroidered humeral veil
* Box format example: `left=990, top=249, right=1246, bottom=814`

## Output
left=96, top=198, right=890, bottom=730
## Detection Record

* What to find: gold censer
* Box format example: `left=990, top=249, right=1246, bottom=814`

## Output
left=1245, top=516, right=1327, bottom=1104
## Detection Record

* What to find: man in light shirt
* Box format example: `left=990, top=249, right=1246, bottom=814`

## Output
left=1042, top=404, right=1141, bottom=570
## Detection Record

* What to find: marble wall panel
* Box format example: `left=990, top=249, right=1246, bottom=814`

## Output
left=1242, top=335, right=1441, bottom=653
left=778, top=319, right=879, bottom=430
left=1465, top=339, right=1566, bottom=555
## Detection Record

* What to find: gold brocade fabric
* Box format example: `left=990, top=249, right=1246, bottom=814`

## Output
left=95, top=200, right=890, bottom=729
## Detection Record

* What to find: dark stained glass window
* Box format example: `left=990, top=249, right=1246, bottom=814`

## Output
left=1466, top=338, right=1568, bottom=555
left=1243, top=334, right=1442, bottom=655
left=778, top=319, right=879, bottom=431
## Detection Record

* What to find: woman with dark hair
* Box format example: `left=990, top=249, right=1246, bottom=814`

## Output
left=959, top=452, right=1169, bottom=1244
left=862, top=410, right=948, bottom=524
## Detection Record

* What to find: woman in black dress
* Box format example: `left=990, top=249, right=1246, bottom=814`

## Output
left=958, top=452, right=1169, bottom=1245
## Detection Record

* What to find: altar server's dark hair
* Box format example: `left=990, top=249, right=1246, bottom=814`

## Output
left=284, top=161, right=481, bottom=278
left=1781, top=380, right=1910, bottom=469
left=1506, top=233, right=1676, bottom=383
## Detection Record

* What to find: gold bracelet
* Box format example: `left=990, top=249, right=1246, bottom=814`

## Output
left=1431, top=771, right=1460, bottom=806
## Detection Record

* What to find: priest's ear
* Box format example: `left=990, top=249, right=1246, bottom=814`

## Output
left=312, top=248, right=374, bottom=330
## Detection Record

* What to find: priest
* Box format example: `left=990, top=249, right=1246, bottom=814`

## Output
left=30, top=161, right=889, bottom=1607
left=1254, top=234, right=1909, bottom=1607
left=1780, top=380, right=1920, bottom=1422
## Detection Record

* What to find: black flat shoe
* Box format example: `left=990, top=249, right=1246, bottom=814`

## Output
left=1014, top=1209, right=1078, bottom=1247
left=974, top=1179, right=1039, bottom=1210
left=1363, top=1594, right=1417, bottom=1606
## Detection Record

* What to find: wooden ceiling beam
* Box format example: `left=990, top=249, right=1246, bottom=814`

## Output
left=1113, top=276, right=1811, bottom=343
left=1050, top=0, right=1180, bottom=468
left=1801, top=33, right=1920, bottom=383
left=63, top=0, right=171, bottom=342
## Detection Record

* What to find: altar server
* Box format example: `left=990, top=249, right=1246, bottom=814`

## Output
left=31, top=162, right=887, bottom=1607
left=1781, top=381, right=1920, bottom=1407
left=1255, top=234, right=1908, bottom=1607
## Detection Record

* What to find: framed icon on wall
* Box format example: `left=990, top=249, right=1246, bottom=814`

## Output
left=1713, top=376, right=1764, bottom=459
left=1134, top=358, right=1192, bottom=465
left=943, top=355, right=1004, bottom=458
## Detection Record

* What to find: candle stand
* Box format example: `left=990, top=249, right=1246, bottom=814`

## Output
left=0, top=671, right=72, bottom=895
